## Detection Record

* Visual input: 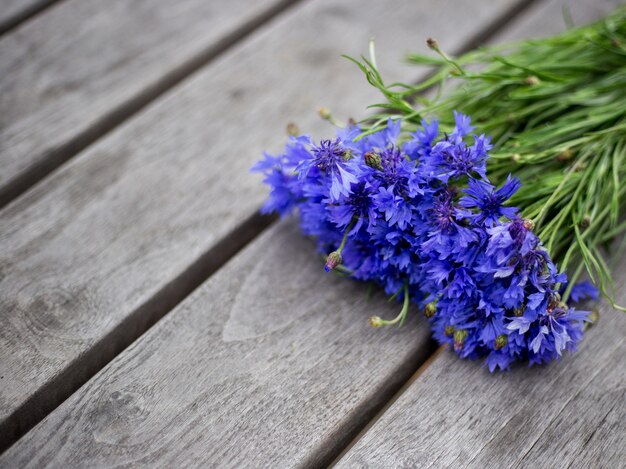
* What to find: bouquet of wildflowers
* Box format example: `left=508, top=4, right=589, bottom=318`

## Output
left=253, top=9, right=626, bottom=371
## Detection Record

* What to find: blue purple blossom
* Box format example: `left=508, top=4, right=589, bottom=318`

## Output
left=253, top=113, right=595, bottom=371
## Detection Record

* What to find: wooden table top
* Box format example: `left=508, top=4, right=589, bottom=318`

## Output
left=1, top=0, right=624, bottom=467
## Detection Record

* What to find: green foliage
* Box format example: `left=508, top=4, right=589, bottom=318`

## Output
left=349, top=8, right=626, bottom=308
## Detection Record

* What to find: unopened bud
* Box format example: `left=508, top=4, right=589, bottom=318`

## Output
left=347, top=117, right=357, bottom=127
left=586, top=309, right=600, bottom=330
left=454, top=329, right=468, bottom=351
left=324, top=251, right=342, bottom=272
left=369, top=316, right=383, bottom=328
left=548, top=293, right=561, bottom=310
left=424, top=301, right=437, bottom=319
left=364, top=151, right=383, bottom=170
left=524, top=75, right=540, bottom=86
left=447, top=185, right=459, bottom=198
left=444, top=325, right=455, bottom=337
left=512, top=153, right=521, bottom=163
left=513, top=305, right=525, bottom=317
left=494, top=334, right=508, bottom=350
left=523, top=218, right=535, bottom=231
left=426, top=37, right=439, bottom=51
left=581, top=214, right=591, bottom=229
left=317, top=106, right=332, bottom=121
left=556, top=148, right=573, bottom=162
left=342, top=149, right=353, bottom=162
left=286, top=122, right=299, bottom=136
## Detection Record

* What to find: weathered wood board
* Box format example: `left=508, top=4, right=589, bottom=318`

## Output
left=0, top=0, right=297, bottom=205
left=0, top=0, right=56, bottom=35
left=0, top=221, right=436, bottom=467
left=0, top=0, right=524, bottom=448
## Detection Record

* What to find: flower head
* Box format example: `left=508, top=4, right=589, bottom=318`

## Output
left=460, top=175, right=520, bottom=226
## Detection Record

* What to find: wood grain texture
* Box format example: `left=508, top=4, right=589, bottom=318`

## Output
left=0, top=221, right=436, bottom=468
left=335, top=4, right=626, bottom=468
left=0, top=0, right=298, bottom=206
left=0, top=0, right=57, bottom=35
left=0, top=0, right=523, bottom=447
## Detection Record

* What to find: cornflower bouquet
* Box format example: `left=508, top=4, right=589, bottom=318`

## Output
left=253, top=9, right=626, bottom=371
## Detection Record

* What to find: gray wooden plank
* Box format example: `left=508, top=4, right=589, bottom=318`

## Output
left=0, top=0, right=524, bottom=451
left=0, top=0, right=57, bottom=35
left=0, top=221, right=434, bottom=467
left=336, top=1, right=626, bottom=467
left=0, top=0, right=298, bottom=206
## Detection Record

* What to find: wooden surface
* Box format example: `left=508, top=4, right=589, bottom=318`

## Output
left=0, top=0, right=297, bottom=205
left=336, top=264, right=626, bottom=469
left=2, top=0, right=625, bottom=466
left=0, top=221, right=434, bottom=468
left=0, top=0, right=56, bottom=35
left=0, top=0, right=522, bottom=449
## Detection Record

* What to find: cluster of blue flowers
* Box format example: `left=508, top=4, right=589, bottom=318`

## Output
left=253, top=113, right=596, bottom=371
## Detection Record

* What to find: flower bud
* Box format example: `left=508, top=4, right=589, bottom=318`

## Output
left=317, top=106, right=332, bottom=121
left=585, top=309, right=600, bottom=330
left=548, top=293, right=561, bottom=310
left=522, top=218, right=535, bottom=231
left=364, top=151, right=383, bottom=170
left=444, top=325, right=455, bottom=337
left=495, top=334, right=508, bottom=350
left=511, top=153, right=521, bottom=163
left=286, top=122, right=299, bottom=136
left=369, top=316, right=383, bottom=328
left=581, top=214, right=591, bottom=229
left=324, top=251, right=342, bottom=272
left=426, top=37, right=439, bottom=51
left=556, top=148, right=573, bottom=162
left=513, top=305, right=525, bottom=317
left=454, top=329, right=468, bottom=351
left=424, top=301, right=437, bottom=318
left=524, top=75, right=540, bottom=86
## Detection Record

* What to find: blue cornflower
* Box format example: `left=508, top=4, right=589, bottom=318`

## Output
left=328, top=181, right=377, bottom=233
left=459, top=175, right=520, bottom=226
left=568, top=281, right=599, bottom=303
left=425, top=137, right=490, bottom=182
left=404, top=119, right=439, bottom=161
left=373, top=186, right=413, bottom=230
left=363, top=118, right=402, bottom=150
left=297, top=138, right=359, bottom=200
left=450, top=110, right=474, bottom=141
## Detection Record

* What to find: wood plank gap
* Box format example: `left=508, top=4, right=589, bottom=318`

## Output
left=304, top=340, right=441, bottom=468
left=451, top=0, right=541, bottom=56
left=0, top=0, right=60, bottom=36
left=0, top=0, right=306, bottom=210
left=328, top=345, right=445, bottom=468
left=0, top=210, right=275, bottom=453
